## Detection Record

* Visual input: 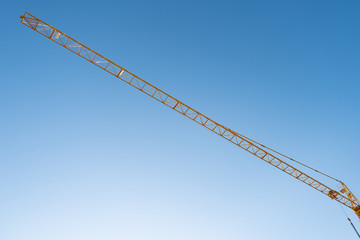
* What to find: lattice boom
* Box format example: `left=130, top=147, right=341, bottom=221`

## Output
left=20, top=12, right=359, bottom=211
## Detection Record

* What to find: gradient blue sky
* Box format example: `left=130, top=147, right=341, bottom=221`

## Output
left=1, top=1, right=360, bottom=239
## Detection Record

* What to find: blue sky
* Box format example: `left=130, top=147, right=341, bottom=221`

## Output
left=1, top=0, right=360, bottom=239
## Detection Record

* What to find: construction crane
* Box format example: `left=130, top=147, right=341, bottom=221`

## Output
left=20, top=12, right=360, bottom=226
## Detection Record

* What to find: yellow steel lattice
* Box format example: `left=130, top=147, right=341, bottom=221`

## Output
left=20, top=12, right=360, bottom=220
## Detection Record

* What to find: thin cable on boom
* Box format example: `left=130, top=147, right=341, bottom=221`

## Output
left=230, top=130, right=342, bottom=183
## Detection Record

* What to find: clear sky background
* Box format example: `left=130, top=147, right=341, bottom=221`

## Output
left=1, top=1, right=360, bottom=239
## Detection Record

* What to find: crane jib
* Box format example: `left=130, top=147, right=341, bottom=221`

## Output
left=20, top=12, right=360, bottom=221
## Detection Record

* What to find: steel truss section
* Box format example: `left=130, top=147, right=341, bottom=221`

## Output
left=20, top=12, right=360, bottom=213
